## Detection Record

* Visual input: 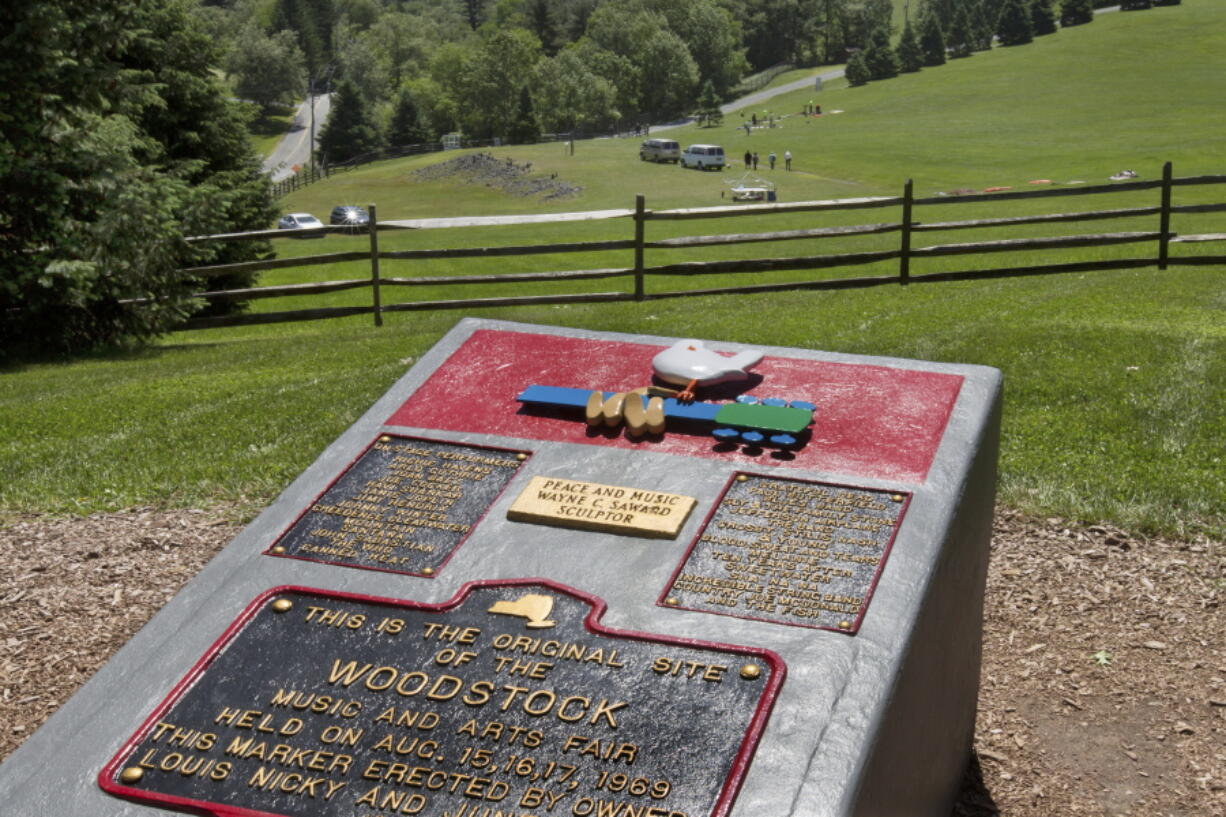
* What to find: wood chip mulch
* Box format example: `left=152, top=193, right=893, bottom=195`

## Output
left=0, top=507, right=1221, bottom=815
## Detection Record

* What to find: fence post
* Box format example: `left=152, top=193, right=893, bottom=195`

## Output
left=634, top=194, right=646, bottom=300
left=369, top=203, right=383, bottom=327
left=1159, top=160, right=1173, bottom=270
left=900, top=179, right=914, bottom=285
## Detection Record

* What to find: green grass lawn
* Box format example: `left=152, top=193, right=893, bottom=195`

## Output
left=2, top=1, right=1222, bottom=537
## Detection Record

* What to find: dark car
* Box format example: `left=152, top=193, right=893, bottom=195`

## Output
left=330, top=205, right=370, bottom=231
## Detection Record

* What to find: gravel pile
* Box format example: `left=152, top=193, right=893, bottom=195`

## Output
left=1, top=508, right=1220, bottom=815
left=412, top=152, right=583, bottom=199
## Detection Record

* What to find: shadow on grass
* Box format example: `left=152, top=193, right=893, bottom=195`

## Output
left=0, top=337, right=234, bottom=373
left=249, top=103, right=298, bottom=137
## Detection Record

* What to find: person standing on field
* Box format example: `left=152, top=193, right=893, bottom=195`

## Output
left=768, top=151, right=776, bottom=170
left=784, top=150, right=792, bottom=171
left=744, top=150, right=752, bottom=169
left=752, top=152, right=759, bottom=169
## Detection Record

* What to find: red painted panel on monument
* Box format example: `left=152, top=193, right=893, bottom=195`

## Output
left=387, top=330, right=964, bottom=483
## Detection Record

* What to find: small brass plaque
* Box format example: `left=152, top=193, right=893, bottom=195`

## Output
left=268, top=436, right=526, bottom=577
left=661, top=474, right=909, bottom=634
left=508, top=476, right=696, bottom=538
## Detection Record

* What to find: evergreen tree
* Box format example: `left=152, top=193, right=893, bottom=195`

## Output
left=1061, top=0, right=1094, bottom=26
left=968, top=0, right=994, bottom=51
left=947, top=5, right=974, bottom=57
left=389, top=86, right=430, bottom=145
left=1030, top=0, right=1058, bottom=35
left=694, top=79, right=723, bottom=127
left=317, top=79, right=384, bottom=165
left=506, top=85, right=541, bottom=143
left=523, top=0, right=560, bottom=55
left=273, top=0, right=333, bottom=76
left=864, top=29, right=899, bottom=80
left=1, top=0, right=275, bottom=357
left=918, top=9, right=947, bottom=65
left=997, top=0, right=1034, bottom=44
left=897, top=19, right=924, bottom=72
left=845, top=49, right=871, bottom=85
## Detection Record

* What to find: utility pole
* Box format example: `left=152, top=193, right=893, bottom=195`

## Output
left=309, top=74, right=316, bottom=175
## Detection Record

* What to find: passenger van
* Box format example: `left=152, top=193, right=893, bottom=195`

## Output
left=680, top=144, right=726, bottom=171
left=639, top=138, right=681, bottom=163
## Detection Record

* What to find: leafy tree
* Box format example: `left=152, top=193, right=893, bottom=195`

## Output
left=334, top=22, right=393, bottom=104
left=365, top=11, right=430, bottom=90
left=1061, top=0, right=1094, bottom=26
left=997, top=0, right=1034, bottom=44
left=572, top=39, right=641, bottom=127
left=694, top=79, right=724, bottom=127
left=845, top=49, right=871, bottom=85
left=317, top=78, right=384, bottom=164
left=531, top=47, right=618, bottom=134
left=228, top=29, right=307, bottom=112
left=918, top=8, right=948, bottom=65
left=584, top=5, right=699, bottom=121
left=638, top=28, right=700, bottom=120
left=655, top=0, right=749, bottom=98
left=389, top=86, right=430, bottom=144
left=1030, top=0, right=1058, bottom=35
left=406, top=42, right=469, bottom=137
left=736, top=0, right=821, bottom=71
left=897, top=19, right=924, bottom=72
left=456, top=27, right=542, bottom=139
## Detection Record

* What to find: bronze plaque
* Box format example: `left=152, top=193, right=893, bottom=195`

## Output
left=507, top=477, right=696, bottom=538
left=268, top=436, right=527, bottom=576
left=661, top=474, right=909, bottom=634
left=99, top=583, right=784, bottom=817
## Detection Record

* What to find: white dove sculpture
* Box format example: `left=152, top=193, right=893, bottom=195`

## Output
left=651, top=340, right=765, bottom=402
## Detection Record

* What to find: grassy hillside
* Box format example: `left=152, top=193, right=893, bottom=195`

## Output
left=2, top=1, right=1222, bottom=537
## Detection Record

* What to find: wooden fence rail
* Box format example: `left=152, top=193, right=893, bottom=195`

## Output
left=173, top=161, right=1224, bottom=330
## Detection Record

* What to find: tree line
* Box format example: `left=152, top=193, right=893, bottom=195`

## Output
left=215, top=0, right=955, bottom=164
left=843, top=0, right=1181, bottom=86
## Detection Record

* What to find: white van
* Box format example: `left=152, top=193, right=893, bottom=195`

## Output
left=681, top=144, right=726, bottom=171
left=640, top=138, right=681, bottom=163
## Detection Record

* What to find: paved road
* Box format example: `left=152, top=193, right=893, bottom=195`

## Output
left=649, top=67, right=844, bottom=134
left=263, top=93, right=332, bottom=182
left=722, top=67, right=847, bottom=115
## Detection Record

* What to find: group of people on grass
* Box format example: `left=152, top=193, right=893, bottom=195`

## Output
left=742, top=149, right=792, bottom=171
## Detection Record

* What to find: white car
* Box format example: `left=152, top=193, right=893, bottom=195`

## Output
left=277, top=213, right=325, bottom=236
left=680, top=144, right=726, bottom=171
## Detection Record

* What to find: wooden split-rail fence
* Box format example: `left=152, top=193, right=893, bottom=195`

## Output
left=179, top=162, right=1225, bottom=330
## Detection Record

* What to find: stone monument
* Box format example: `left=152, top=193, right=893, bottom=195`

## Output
left=0, top=318, right=1001, bottom=817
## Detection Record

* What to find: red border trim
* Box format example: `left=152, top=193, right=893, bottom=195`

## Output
left=658, top=472, right=910, bottom=635
left=264, top=433, right=532, bottom=578
left=99, top=579, right=785, bottom=817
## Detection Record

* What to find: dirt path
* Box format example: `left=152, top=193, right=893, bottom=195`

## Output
left=1, top=507, right=1220, bottom=815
